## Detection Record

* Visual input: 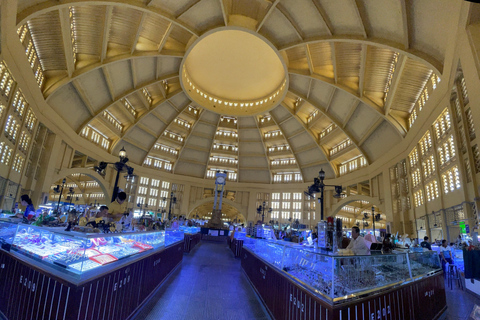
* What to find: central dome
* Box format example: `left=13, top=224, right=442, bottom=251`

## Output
left=181, top=28, right=288, bottom=116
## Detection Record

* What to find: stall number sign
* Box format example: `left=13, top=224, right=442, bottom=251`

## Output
left=370, top=306, right=391, bottom=320
left=19, top=275, right=36, bottom=292
left=290, top=293, right=305, bottom=313
left=113, top=268, right=131, bottom=292
left=259, top=266, right=268, bottom=280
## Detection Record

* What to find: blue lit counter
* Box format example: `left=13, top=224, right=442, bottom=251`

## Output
left=165, top=227, right=201, bottom=253
left=241, top=238, right=446, bottom=320
left=0, top=222, right=183, bottom=320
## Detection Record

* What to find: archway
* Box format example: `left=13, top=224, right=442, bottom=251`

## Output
left=49, top=168, right=110, bottom=206
left=187, top=197, right=246, bottom=223
left=330, top=195, right=389, bottom=231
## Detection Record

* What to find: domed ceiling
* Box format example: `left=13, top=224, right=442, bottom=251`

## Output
left=15, top=0, right=453, bottom=183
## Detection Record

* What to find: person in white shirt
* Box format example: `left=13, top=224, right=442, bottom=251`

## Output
left=346, top=226, right=370, bottom=255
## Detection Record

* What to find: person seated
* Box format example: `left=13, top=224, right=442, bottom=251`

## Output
left=383, top=233, right=394, bottom=253
left=420, top=236, right=432, bottom=250
left=346, top=226, right=370, bottom=255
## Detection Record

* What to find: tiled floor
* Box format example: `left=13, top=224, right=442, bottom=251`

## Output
left=133, top=241, right=271, bottom=320
left=134, top=241, right=480, bottom=320
left=446, top=279, right=480, bottom=320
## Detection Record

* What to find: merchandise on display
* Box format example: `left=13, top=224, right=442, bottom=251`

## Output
left=243, top=238, right=442, bottom=301
left=6, top=223, right=165, bottom=274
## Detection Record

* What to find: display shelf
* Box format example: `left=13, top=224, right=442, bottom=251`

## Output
left=10, top=224, right=165, bottom=275
left=242, top=238, right=446, bottom=320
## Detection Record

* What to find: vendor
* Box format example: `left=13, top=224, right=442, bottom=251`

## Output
left=346, top=226, right=370, bottom=255
left=107, top=192, right=127, bottom=222
left=18, top=194, right=35, bottom=220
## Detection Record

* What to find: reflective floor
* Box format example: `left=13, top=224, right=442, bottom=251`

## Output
left=133, top=241, right=271, bottom=320
left=446, top=279, right=480, bottom=320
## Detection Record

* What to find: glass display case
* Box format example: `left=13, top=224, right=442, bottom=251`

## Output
left=11, top=224, right=165, bottom=274
left=0, top=220, right=18, bottom=250
left=165, top=229, right=184, bottom=246
left=244, top=239, right=442, bottom=302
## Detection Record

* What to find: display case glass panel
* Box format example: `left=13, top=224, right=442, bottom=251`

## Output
left=0, top=220, right=18, bottom=249
left=165, top=229, right=184, bottom=246
left=12, top=224, right=165, bottom=274
left=408, top=251, right=442, bottom=278
left=243, top=238, right=443, bottom=302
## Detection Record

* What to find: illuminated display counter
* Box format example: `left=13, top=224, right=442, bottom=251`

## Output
left=0, top=221, right=183, bottom=320
left=242, top=239, right=446, bottom=320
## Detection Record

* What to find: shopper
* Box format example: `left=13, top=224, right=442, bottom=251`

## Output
left=96, top=206, right=109, bottom=219
left=439, top=239, right=453, bottom=275
left=19, top=194, right=35, bottom=220
left=107, top=192, right=127, bottom=222
left=346, top=226, right=370, bottom=255
left=420, top=236, right=432, bottom=250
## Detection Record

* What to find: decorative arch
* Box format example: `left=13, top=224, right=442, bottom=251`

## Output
left=330, top=195, right=389, bottom=221
left=52, top=168, right=111, bottom=202
left=187, top=197, right=246, bottom=220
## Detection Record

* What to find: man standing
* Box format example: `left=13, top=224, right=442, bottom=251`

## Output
left=420, top=236, right=432, bottom=250
left=107, top=192, right=127, bottom=222
left=346, top=226, right=370, bottom=255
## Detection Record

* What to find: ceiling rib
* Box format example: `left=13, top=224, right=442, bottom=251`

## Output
left=287, top=88, right=370, bottom=165
left=268, top=112, right=304, bottom=182
left=288, top=71, right=406, bottom=137
left=305, top=45, right=314, bottom=75
left=158, top=23, right=173, bottom=52
left=358, top=118, right=383, bottom=146
left=120, top=88, right=184, bottom=138
left=400, top=0, right=411, bottom=49
left=279, top=102, right=334, bottom=174
left=131, top=12, right=147, bottom=54
left=220, top=0, right=228, bottom=26
left=256, top=0, right=280, bottom=32
left=76, top=73, right=179, bottom=132
left=343, top=100, right=360, bottom=128
left=17, top=2, right=199, bottom=37
left=279, top=39, right=442, bottom=75
left=143, top=100, right=191, bottom=164
left=311, top=0, right=333, bottom=36
left=276, top=3, right=303, bottom=41
left=130, top=60, right=138, bottom=89
left=101, top=67, right=116, bottom=101
left=254, top=117, right=272, bottom=184
left=177, top=0, right=203, bottom=19
left=358, top=44, right=367, bottom=97
left=58, top=8, right=75, bottom=78
left=352, top=0, right=368, bottom=38
left=44, top=53, right=183, bottom=98
left=384, top=55, right=407, bottom=116
left=101, top=6, right=113, bottom=63
left=331, top=43, right=338, bottom=83
left=202, top=113, right=222, bottom=179
left=72, top=80, right=95, bottom=116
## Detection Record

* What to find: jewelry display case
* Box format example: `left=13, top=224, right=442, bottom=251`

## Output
left=0, top=221, right=17, bottom=250
left=10, top=224, right=165, bottom=275
left=242, top=239, right=446, bottom=320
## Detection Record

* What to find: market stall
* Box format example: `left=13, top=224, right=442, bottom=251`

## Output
left=0, top=222, right=183, bottom=320
left=241, top=238, right=446, bottom=320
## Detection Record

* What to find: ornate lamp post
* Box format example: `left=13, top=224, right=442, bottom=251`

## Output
left=256, top=201, right=272, bottom=223
left=305, top=168, right=343, bottom=221
left=94, top=147, right=134, bottom=202
left=55, top=178, right=67, bottom=214
left=162, top=192, right=177, bottom=220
